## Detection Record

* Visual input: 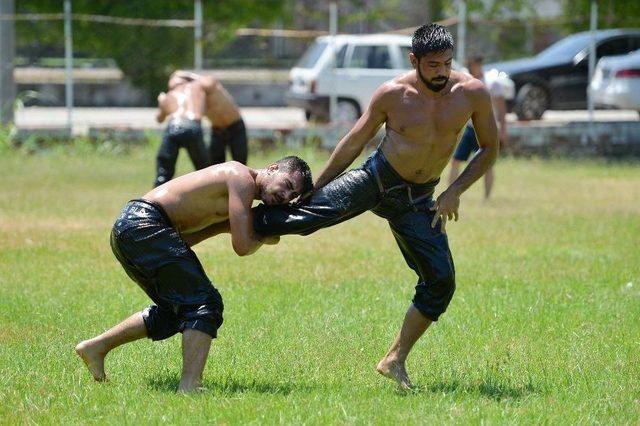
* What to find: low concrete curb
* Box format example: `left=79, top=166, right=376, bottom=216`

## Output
left=10, top=120, right=640, bottom=158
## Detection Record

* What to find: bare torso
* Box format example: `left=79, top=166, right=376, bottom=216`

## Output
left=161, top=81, right=206, bottom=121
left=200, top=79, right=242, bottom=128
left=143, top=163, right=251, bottom=234
left=379, top=70, right=477, bottom=183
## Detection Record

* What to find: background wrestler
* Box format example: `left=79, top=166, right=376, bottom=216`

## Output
left=154, top=74, right=209, bottom=187
left=172, top=70, right=248, bottom=165
left=449, top=55, right=510, bottom=199
left=254, top=24, right=498, bottom=389
left=76, top=156, right=312, bottom=393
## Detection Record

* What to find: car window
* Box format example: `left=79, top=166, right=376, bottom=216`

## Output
left=597, top=37, right=631, bottom=58
left=335, top=44, right=348, bottom=68
left=348, top=45, right=392, bottom=69
left=400, top=46, right=412, bottom=69
left=629, top=36, right=640, bottom=52
left=537, top=33, right=592, bottom=61
left=296, top=40, right=328, bottom=68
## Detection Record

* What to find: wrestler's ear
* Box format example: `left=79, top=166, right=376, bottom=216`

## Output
left=267, top=163, right=279, bottom=173
left=409, top=52, right=418, bottom=69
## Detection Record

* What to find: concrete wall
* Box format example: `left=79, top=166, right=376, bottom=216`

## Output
left=509, top=121, right=640, bottom=158
left=253, top=121, right=640, bottom=159
left=12, top=120, right=640, bottom=159
left=14, top=67, right=289, bottom=107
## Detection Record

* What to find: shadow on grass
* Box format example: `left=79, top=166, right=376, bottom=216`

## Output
left=401, top=379, right=538, bottom=401
left=147, top=373, right=314, bottom=395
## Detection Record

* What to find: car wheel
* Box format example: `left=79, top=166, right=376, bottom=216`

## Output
left=336, top=100, right=360, bottom=123
left=514, top=83, right=549, bottom=121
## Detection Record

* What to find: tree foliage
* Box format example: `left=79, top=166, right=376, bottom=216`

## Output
left=562, top=0, right=640, bottom=32
left=15, top=0, right=287, bottom=100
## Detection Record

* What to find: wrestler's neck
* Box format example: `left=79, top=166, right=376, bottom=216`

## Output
left=252, top=168, right=265, bottom=200
left=414, top=72, right=452, bottom=98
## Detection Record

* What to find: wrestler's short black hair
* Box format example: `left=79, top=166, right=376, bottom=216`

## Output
left=412, top=23, right=454, bottom=59
left=469, top=55, right=484, bottom=65
left=274, top=156, right=313, bottom=196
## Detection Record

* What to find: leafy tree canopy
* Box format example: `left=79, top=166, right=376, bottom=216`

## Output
left=16, top=0, right=287, bottom=99
left=561, top=0, right=640, bottom=31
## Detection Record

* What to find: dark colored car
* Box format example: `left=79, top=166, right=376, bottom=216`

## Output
left=487, top=29, right=640, bottom=120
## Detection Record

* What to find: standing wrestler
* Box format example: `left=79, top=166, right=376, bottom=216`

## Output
left=154, top=74, right=210, bottom=187
left=253, top=24, right=498, bottom=389
left=173, top=70, right=248, bottom=165
left=75, top=157, right=312, bottom=393
left=449, top=55, right=510, bottom=199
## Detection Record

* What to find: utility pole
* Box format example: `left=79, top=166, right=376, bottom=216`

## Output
left=64, top=0, right=73, bottom=134
left=329, top=1, right=337, bottom=125
left=588, top=0, right=597, bottom=125
left=194, top=0, right=203, bottom=70
left=456, top=0, right=466, bottom=68
left=0, top=0, right=16, bottom=125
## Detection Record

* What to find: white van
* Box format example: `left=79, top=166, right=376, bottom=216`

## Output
left=286, top=34, right=413, bottom=122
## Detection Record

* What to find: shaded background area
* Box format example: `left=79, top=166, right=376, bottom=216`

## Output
left=8, top=0, right=640, bottom=106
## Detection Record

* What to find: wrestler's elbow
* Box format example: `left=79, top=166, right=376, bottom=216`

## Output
left=482, top=147, right=498, bottom=169
left=235, top=249, right=251, bottom=257
left=232, top=238, right=260, bottom=256
left=232, top=243, right=251, bottom=256
left=489, top=139, right=499, bottom=161
left=480, top=138, right=499, bottom=162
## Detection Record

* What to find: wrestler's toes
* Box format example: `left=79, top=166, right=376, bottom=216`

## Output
left=75, top=341, right=107, bottom=382
left=376, top=358, right=413, bottom=390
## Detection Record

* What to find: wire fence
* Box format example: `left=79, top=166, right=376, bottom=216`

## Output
left=3, top=9, right=605, bottom=70
left=0, top=3, right=630, bottom=114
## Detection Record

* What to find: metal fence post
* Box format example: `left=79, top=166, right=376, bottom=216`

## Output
left=329, top=1, right=337, bottom=127
left=0, top=0, right=16, bottom=126
left=588, top=0, right=597, bottom=126
left=194, top=0, right=203, bottom=70
left=456, top=0, right=466, bottom=68
left=64, top=0, right=73, bottom=134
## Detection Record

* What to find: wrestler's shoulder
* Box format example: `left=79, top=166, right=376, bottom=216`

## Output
left=223, top=161, right=252, bottom=176
left=196, top=75, right=221, bottom=92
left=454, top=71, right=488, bottom=93
left=375, top=73, right=416, bottom=99
left=387, top=72, right=414, bottom=89
left=205, top=161, right=253, bottom=184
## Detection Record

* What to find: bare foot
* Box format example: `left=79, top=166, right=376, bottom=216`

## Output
left=177, top=382, right=205, bottom=394
left=75, top=340, right=107, bottom=382
left=376, top=357, right=413, bottom=390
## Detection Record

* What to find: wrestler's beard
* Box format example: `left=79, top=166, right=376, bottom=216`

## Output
left=418, top=67, right=448, bottom=92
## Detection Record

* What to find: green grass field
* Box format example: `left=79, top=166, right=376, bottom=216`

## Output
left=0, top=144, right=638, bottom=424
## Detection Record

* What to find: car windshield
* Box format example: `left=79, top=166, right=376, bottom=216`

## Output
left=400, top=46, right=412, bottom=69
left=296, top=40, right=328, bottom=68
left=536, top=33, right=592, bottom=61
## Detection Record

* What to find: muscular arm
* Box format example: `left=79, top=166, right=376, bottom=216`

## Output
left=171, top=70, right=198, bottom=82
left=433, top=84, right=498, bottom=229
left=227, top=173, right=269, bottom=256
left=494, top=97, right=509, bottom=150
left=313, top=85, right=388, bottom=189
left=156, top=93, right=169, bottom=123
left=449, top=86, right=498, bottom=196
left=173, top=70, right=216, bottom=93
left=181, top=220, right=230, bottom=247
left=183, top=216, right=278, bottom=248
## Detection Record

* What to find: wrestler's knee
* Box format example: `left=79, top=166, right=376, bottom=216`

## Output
left=179, top=297, right=225, bottom=339
left=412, top=272, right=456, bottom=321
left=142, top=305, right=181, bottom=341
